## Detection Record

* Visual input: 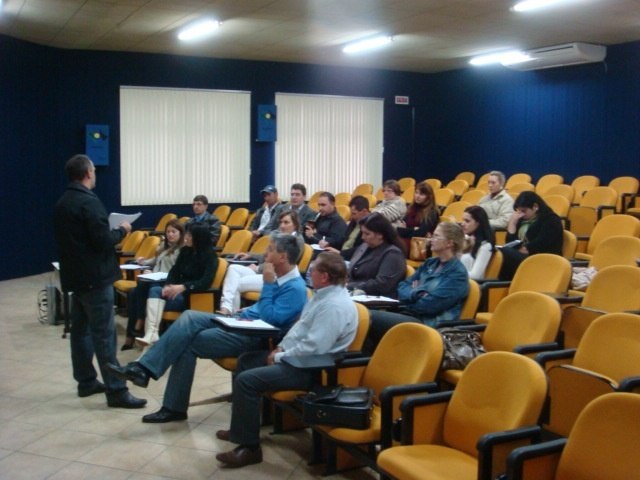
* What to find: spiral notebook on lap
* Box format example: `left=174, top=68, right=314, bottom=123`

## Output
left=212, top=315, right=279, bottom=335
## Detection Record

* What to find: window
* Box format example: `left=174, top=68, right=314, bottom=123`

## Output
left=275, top=93, right=383, bottom=196
left=120, top=86, right=250, bottom=205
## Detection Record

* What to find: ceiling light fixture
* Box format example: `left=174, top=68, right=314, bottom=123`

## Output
left=512, top=0, right=575, bottom=12
left=469, top=50, right=531, bottom=67
left=343, top=35, right=392, bottom=54
left=177, top=19, right=220, bottom=42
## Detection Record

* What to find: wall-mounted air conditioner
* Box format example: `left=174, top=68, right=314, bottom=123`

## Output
left=506, top=42, right=606, bottom=71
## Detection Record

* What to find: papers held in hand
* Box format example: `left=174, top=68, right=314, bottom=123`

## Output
left=212, top=315, right=280, bottom=335
left=497, top=239, right=523, bottom=249
left=109, top=212, right=141, bottom=230
left=350, top=295, right=399, bottom=305
left=137, top=271, right=168, bottom=281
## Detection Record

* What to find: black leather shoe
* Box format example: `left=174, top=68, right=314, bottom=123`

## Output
left=142, top=407, right=187, bottom=423
left=107, top=391, right=147, bottom=409
left=216, top=429, right=230, bottom=441
left=216, top=446, right=263, bottom=468
left=120, top=343, right=135, bottom=351
left=106, top=362, right=150, bottom=387
left=78, top=381, right=106, bottom=398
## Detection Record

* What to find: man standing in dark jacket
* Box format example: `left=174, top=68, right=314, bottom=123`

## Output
left=54, top=154, right=146, bottom=409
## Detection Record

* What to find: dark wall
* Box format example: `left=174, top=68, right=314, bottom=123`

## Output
left=1, top=35, right=638, bottom=281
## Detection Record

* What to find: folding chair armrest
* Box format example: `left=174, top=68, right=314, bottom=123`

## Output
left=514, top=342, right=561, bottom=356
left=400, top=391, right=453, bottom=445
left=434, top=318, right=477, bottom=328
left=505, top=439, right=567, bottom=480
left=379, top=382, right=439, bottom=449
left=619, top=375, right=640, bottom=392
left=454, top=323, right=487, bottom=332
left=569, top=259, right=589, bottom=267
left=335, top=356, right=371, bottom=368
left=478, top=426, right=543, bottom=480
left=535, top=348, right=576, bottom=369
left=596, top=205, right=616, bottom=220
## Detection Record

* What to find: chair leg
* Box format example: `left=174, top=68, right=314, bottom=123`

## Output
left=309, top=429, right=325, bottom=465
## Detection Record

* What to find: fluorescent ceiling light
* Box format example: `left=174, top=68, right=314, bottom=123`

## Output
left=178, top=19, right=220, bottom=42
left=343, top=36, right=392, bottom=54
left=512, top=0, right=576, bottom=12
left=469, top=50, right=531, bottom=67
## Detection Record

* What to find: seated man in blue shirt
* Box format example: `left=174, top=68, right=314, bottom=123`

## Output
left=215, top=252, right=358, bottom=468
left=106, top=234, right=308, bottom=423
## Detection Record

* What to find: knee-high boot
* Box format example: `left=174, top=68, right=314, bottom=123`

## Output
left=135, top=298, right=165, bottom=346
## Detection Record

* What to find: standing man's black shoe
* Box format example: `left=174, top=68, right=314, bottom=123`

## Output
left=78, top=380, right=106, bottom=398
left=107, top=391, right=147, bottom=409
left=106, top=362, right=150, bottom=387
left=142, top=407, right=188, bottom=423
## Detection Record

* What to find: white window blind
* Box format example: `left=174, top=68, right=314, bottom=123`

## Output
left=274, top=93, right=383, bottom=196
left=120, top=86, right=250, bottom=206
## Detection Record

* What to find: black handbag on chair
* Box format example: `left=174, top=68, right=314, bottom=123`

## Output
left=299, top=385, right=373, bottom=430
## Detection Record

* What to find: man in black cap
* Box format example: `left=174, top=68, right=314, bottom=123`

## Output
left=249, top=185, right=284, bottom=240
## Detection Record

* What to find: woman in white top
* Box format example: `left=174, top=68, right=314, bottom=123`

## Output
left=460, top=205, right=495, bottom=280
left=373, top=179, right=407, bottom=227
left=218, top=210, right=303, bottom=314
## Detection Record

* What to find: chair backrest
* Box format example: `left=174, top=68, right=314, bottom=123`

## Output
left=362, top=324, right=443, bottom=408
left=401, top=185, right=415, bottom=204
left=364, top=193, right=378, bottom=209
left=352, top=183, right=373, bottom=196
left=244, top=211, right=256, bottom=229
left=581, top=265, right=640, bottom=312
left=434, top=188, right=455, bottom=209
left=609, top=176, right=640, bottom=212
left=484, top=249, right=503, bottom=279
left=210, top=257, right=228, bottom=289
left=585, top=214, right=640, bottom=256
left=441, top=201, right=472, bottom=222
left=226, top=208, right=249, bottom=228
left=213, top=204, right=231, bottom=224
left=119, top=230, right=147, bottom=253
left=397, top=177, right=416, bottom=192
left=178, top=216, right=190, bottom=224
left=545, top=184, right=575, bottom=203
left=350, top=303, right=371, bottom=352
left=334, top=192, right=352, bottom=206
left=335, top=204, right=351, bottom=222
left=460, top=279, right=481, bottom=319
left=555, top=392, right=640, bottom=480
left=216, top=224, right=230, bottom=249
left=509, top=254, right=571, bottom=296
left=405, top=264, right=415, bottom=279
left=562, top=230, right=577, bottom=259
left=375, top=187, right=385, bottom=202
left=423, top=178, right=442, bottom=190
left=573, top=313, right=640, bottom=384
left=483, top=291, right=562, bottom=352
left=249, top=234, right=271, bottom=255
left=443, top=352, right=547, bottom=457
left=445, top=179, right=469, bottom=197
left=460, top=189, right=486, bottom=204
left=455, top=171, right=476, bottom=186
left=535, top=174, right=564, bottom=196
left=579, top=186, right=617, bottom=208
left=154, top=213, right=177, bottom=232
left=507, top=182, right=535, bottom=199
left=134, top=235, right=161, bottom=259
left=571, top=175, right=600, bottom=203
left=220, top=229, right=252, bottom=255
left=505, top=173, right=532, bottom=189
left=589, top=235, right=640, bottom=270
left=475, top=172, right=491, bottom=190
left=297, top=244, right=313, bottom=274
left=543, top=194, right=571, bottom=218
left=308, top=191, right=323, bottom=204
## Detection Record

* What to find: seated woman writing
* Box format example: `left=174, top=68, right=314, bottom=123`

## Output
left=396, top=181, right=440, bottom=253
left=121, top=219, right=184, bottom=350
left=498, top=191, right=563, bottom=280
left=366, top=222, right=469, bottom=352
left=460, top=205, right=496, bottom=280
left=346, top=213, right=407, bottom=298
left=218, top=210, right=303, bottom=315
left=136, top=223, right=218, bottom=346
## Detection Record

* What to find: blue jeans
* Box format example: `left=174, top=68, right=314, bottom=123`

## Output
left=229, top=350, right=315, bottom=446
left=138, top=310, right=266, bottom=412
left=148, top=284, right=186, bottom=312
left=366, top=310, right=422, bottom=353
left=70, top=285, right=127, bottom=395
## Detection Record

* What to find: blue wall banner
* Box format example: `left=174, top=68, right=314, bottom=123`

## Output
left=257, top=104, right=277, bottom=142
left=85, top=124, right=109, bottom=165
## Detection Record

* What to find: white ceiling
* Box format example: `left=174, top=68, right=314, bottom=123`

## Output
left=1, top=0, right=639, bottom=73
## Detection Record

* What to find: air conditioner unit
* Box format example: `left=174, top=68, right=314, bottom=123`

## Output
left=506, top=42, right=606, bottom=71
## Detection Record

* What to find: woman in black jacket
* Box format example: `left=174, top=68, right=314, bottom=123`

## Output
left=499, top=191, right=563, bottom=280
left=136, top=223, right=218, bottom=346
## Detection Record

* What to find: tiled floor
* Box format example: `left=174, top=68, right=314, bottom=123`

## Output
left=0, top=273, right=376, bottom=480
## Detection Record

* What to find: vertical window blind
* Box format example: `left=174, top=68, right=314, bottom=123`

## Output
left=120, top=86, right=250, bottom=206
left=275, top=93, right=384, bottom=196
